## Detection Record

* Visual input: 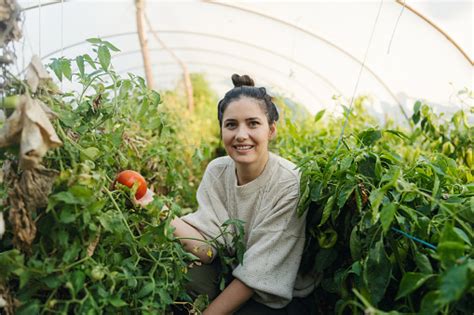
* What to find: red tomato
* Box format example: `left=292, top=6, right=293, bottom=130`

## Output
left=115, top=170, right=147, bottom=199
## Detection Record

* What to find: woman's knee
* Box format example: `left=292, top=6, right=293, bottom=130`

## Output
left=185, top=261, right=221, bottom=300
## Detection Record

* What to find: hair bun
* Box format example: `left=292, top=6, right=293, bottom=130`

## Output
left=231, top=73, right=255, bottom=88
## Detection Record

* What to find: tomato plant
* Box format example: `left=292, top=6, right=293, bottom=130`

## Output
left=0, top=39, right=222, bottom=314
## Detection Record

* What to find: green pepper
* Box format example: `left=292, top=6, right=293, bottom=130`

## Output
left=318, top=227, right=338, bottom=249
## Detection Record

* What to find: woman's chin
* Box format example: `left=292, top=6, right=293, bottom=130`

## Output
left=229, top=152, right=257, bottom=164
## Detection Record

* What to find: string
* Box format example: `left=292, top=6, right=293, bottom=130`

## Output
left=61, top=0, right=64, bottom=57
left=38, top=0, right=41, bottom=57
left=387, top=0, right=406, bottom=54
left=333, top=0, right=384, bottom=154
left=391, top=227, right=437, bottom=250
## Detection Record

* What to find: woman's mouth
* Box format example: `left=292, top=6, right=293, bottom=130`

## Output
left=233, top=145, right=254, bottom=152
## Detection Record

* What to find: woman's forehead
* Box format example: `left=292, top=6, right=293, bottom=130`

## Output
left=223, top=97, right=266, bottom=119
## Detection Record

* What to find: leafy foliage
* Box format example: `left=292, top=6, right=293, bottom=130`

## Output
left=0, top=39, right=221, bottom=314
left=275, top=97, right=473, bottom=314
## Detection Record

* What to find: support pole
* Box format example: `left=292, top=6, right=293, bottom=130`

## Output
left=135, top=0, right=154, bottom=88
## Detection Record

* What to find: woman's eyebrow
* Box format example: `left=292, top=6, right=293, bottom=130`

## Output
left=245, top=117, right=261, bottom=121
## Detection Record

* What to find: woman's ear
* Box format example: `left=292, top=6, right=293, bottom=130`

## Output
left=269, top=123, right=277, bottom=140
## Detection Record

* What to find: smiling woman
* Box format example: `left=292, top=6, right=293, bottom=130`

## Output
left=170, top=74, right=316, bottom=315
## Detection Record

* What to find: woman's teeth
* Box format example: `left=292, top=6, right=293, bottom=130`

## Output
left=235, top=145, right=252, bottom=150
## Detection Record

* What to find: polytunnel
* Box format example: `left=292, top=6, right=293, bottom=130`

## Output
left=0, top=1, right=473, bottom=315
left=12, top=0, right=474, bottom=121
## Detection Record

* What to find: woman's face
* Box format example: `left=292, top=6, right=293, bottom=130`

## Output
left=221, top=97, right=276, bottom=167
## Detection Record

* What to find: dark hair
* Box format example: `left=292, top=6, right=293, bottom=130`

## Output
left=217, top=74, right=279, bottom=127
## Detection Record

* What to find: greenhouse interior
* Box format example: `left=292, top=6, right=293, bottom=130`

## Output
left=0, top=0, right=472, bottom=314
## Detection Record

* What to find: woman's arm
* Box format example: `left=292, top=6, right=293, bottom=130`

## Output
left=171, top=217, right=214, bottom=264
left=203, top=278, right=254, bottom=315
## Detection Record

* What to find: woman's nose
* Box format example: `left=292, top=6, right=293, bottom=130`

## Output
left=235, top=126, right=249, bottom=141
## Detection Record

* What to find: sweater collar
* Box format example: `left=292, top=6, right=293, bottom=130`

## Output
left=227, top=152, right=278, bottom=195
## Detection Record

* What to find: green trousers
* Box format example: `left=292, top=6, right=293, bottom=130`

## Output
left=185, top=260, right=315, bottom=315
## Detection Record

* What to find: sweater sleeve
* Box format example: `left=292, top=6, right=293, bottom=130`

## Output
left=232, top=183, right=305, bottom=309
left=180, top=166, right=229, bottom=259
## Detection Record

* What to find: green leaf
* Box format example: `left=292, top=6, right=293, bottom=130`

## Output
left=81, top=147, right=100, bottom=160
left=16, top=300, right=40, bottom=315
left=98, top=45, right=111, bottom=70
left=369, top=188, right=384, bottom=213
left=349, top=226, right=362, bottom=261
left=71, top=270, right=85, bottom=293
left=340, top=156, right=353, bottom=171
left=419, top=291, right=440, bottom=315
left=61, top=58, right=72, bottom=81
left=42, top=274, right=63, bottom=289
left=453, top=227, right=471, bottom=246
left=103, top=41, right=121, bottom=52
left=438, top=223, right=466, bottom=268
left=99, top=211, right=125, bottom=233
left=83, top=54, right=97, bottom=69
left=396, top=272, right=433, bottom=300
left=157, top=288, right=173, bottom=304
left=136, top=282, right=154, bottom=298
left=52, top=191, right=78, bottom=204
left=63, top=241, right=81, bottom=263
left=414, top=100, right=421, bottom=113
left=50, top=58, right=63, bottom=81
left=314, top=109, right=325, bottom=123
left=384, top=129, right=409, bottom=139
left=436, top=263, right=470, bottom=305
left=318, top=195, right=335, bottom=227
left=86, top=37, right=103, bottom=44
left=337, top=184, right=354, bottom=209
left=76, top=55, right=85, bottom=76
left=59, top=208, right=77, bottom=224
left=109, top=296, right=128, bottom=307
left=358, top=129, right=382, bottom=146
left=414, top=252, right=433, bottom=274
left=310, top=182, right=322, bottom=201
left=380, top=203, right=397, bottom=233
left=363, top=239, right=392, bottom=305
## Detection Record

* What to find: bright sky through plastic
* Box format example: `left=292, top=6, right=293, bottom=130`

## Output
left=15, top=1, right=474, bottom=123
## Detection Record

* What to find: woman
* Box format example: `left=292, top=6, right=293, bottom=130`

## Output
left=171, top=74, right=314, bottom=314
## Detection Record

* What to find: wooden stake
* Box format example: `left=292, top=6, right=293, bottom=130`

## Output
left=135, top=0, right=154, bottom=88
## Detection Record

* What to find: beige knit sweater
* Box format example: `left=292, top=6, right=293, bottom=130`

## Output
left=181, top=152, right=314, bottom=308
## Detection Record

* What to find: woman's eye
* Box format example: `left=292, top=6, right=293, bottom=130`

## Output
left=225, top=122, right=236, bottom=128
left=249, top=121, right=259, bottom=127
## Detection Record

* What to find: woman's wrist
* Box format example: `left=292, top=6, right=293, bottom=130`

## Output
left=203, top=278, right=254, bottom=314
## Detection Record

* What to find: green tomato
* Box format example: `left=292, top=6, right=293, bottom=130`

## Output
left=91, top=266, right=105, bottom=281
left=1, top=95, right=20, bottom=109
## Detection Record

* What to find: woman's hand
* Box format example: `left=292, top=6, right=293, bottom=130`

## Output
left=203, top=278, right=254, bottom=315
left=134, top=188, right=155, bottom=206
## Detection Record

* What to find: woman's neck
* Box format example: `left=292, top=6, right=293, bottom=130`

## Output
left=235, top=152, right=269, bottom=186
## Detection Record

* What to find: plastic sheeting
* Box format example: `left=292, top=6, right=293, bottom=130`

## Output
left=12, top=1, right=474, bottom=121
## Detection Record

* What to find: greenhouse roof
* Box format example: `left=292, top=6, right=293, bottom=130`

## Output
left=13, top=0, right=474, bottom=121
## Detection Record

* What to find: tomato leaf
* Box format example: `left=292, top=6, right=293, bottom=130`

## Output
left=98, top=45, right=111, bottom=70
left=76, top=55, right=85, bottom=77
